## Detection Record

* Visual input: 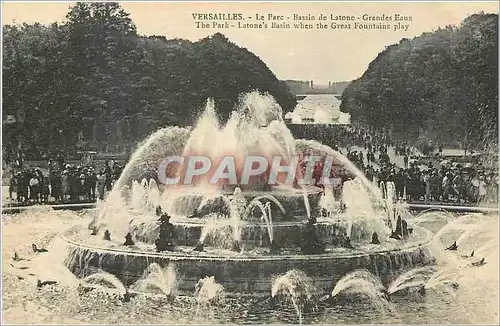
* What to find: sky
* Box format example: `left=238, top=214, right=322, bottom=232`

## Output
left=2, top=1, right=498, bottom=84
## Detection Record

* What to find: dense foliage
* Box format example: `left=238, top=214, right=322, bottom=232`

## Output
left=2, top=2, right=296, bottom=156
left=340, top=13, right=498, bottom=150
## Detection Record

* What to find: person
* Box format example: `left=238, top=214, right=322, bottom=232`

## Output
left=40, top=176, right=50, bottom=203
left=79, top=172, right=87, bottom=201
left=18, top=171, right=29, bottom=203
left=442, top=172, right=452, bottom=202
left=61, top=170, right=70, bottom=202
left=477, top=175, right=487, bottom=203
left=421, top=170, right=430, bottom=202
left=86, top=169, right=97, bottom=200
left=104, top=163, right=113, bottom=192
left=96, top=171, right=105, bottom=200
left=452, top=170, right=463, bottom=203
left=155, top=213, right=175, bottom=252
left=8, top=173, right=17, bottom=201
left=29, top=173, right=40, bottom=203
left=51, top=169, right=62, bottom=202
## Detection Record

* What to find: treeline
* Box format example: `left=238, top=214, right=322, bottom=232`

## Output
left=340, top=13, right=498, bottom=150
left=2, top=2, right=296, bottom=157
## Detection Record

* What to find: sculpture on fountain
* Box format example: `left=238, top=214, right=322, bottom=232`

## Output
left=270, top=239, right=280, bottom=254
left=193, top=242, right=204, bottom=252
left=342, top=237, right=354, bottom=249
left=103, top=230, right=111, bottom=241
left=155, top=209, right=175, bottom=252
left=300, top=216, right=326, bottom=255
left=123, top=233, right=135, bottom=246
left=231, top=240, right=241, bottom=252
left=371, top=232, right=381, bottom=245
left=390, top=214, right=410, bottom=240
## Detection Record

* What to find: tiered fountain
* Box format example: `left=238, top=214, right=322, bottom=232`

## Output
left=62, top=92, right=435, bottom=295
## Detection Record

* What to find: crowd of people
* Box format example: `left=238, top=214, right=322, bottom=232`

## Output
left=3, top=125, right=498, bottom=207
left=6, top=159, right=123, bottom=205
left=295, top=125, right=497, bottom=205
left=338, top=127, right=498, bottom=204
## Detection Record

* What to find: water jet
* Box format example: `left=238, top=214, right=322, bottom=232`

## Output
left=62, top=92, right=435, bottom=295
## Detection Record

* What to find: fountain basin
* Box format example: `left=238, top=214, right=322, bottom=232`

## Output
left=130, top=217, right=381, bottom=248
left=166, top=185, right=323, bottom=221
left=63, top=225, right=435, bottom=295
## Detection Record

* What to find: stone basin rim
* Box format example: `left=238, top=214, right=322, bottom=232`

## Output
left=77, top=286, right=279, bottom=298
left=164, top=184, right=324, bottom=196
left=133, top=217, right=380, bottom=227
left=60, top=225, right=434, bottom=262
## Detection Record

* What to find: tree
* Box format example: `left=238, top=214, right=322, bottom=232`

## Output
left=340, top=13, right=498, bottom=150
left=2, top=2, right=296, bottom=158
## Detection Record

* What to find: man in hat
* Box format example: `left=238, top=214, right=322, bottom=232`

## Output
left=155, top=212, right=175, bottom=252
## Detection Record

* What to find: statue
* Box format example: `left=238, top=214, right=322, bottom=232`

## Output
left=230, top=187, right=247, bottom=220
left=231, top=240, right=241, bottom=253
left=342, top=237, right=354, bottom=249
left=446, top=241, right=458, bottom=251
left=120, top=289, right=132, bottom=302
left=155, top=213, right=175, bottom=252
left=90, top=226, right=98, bottom=236
left=300, top=218, right=325, bottom=255
left=103, top=230, right=111, bottom=241
left=338, top=200, right=346, bottom=213
left=193, top=242, right=204, bottom=252
left=331, top=228, right=341, bottom=246
left=270, top=239, right=280, bottom=254
left=391, top=215, right=410, bottom=240
left=401, top=219, right=409, bottom=238
left=123, top=233, right=135, bottom=246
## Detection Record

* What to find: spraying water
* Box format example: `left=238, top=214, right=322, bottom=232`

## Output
left=342, top=179, right=390, bottom=240
left=249, top=195, right=286, bottom=215
left=97, top=92, right=394, bottom=241
left=195, top=276, right=225, bottom=307
left=331, top=270, right=391, bottom=312
left=295, top=139, right=385, bottom=207
left=385, top=181, right=396, bottom=227
left=272, top=270, right=318, bottom=324
left=199, top=215, right=234, bottom=248
left=263, top=202, right=274, bottom=243
left=4, top=92, right=497, bottom=324
left=130, top=263, right=178, bottom=298
left=230, top=188, right=246, bottom=244
left=81, top=271, right=127, bottom=295
left=388, top=266, right=436, bottom=294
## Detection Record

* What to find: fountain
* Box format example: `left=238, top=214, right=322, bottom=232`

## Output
left=62, top=92, right=435, bottom=295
